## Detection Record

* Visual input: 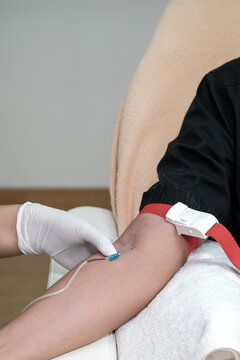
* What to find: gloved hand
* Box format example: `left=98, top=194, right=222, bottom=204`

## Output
left=16, top=202, right=118, bottom=269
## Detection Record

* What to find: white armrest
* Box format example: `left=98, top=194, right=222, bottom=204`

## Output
left=47, top=206, right=118, bottom=360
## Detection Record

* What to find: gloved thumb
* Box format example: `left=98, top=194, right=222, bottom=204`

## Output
left=82, top=224, right=118, bottom=257
left=99, top=240, right=118, bottom=257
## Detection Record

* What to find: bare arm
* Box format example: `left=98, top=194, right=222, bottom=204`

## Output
left=0, top=205, right=22, bottom=258
left=0, top=212, right=189, bottom=360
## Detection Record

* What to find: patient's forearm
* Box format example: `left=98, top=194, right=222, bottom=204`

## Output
left=0, top=213, right=189, bottom=360
left=0, top=205, right=22, bottom=257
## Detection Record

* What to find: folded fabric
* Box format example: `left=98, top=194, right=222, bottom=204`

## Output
left=115, top=240, right=240, bottom=360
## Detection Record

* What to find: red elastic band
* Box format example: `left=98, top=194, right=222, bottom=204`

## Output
left=139, top=203, right=240, bottom=271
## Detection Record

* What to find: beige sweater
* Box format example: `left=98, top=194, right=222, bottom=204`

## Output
left=109, top=0, right=240, bottom=237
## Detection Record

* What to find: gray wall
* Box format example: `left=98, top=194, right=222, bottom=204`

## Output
left=0, top=0, right=168, bottom=188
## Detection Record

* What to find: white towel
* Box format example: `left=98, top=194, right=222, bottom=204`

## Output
left=115, top=240, right=240, bottom=360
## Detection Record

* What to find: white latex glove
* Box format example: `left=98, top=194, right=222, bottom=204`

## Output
left=16, top=202, right=118, bottom=269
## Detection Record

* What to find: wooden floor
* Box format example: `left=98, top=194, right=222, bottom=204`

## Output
left=0, top=188, right=111, bottom=328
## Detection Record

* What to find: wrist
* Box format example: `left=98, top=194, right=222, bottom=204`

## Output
left=0, top=204, right=23, bottom=258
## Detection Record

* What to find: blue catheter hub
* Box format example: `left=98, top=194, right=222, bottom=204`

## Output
left=105, top=253, right=120, bottom=261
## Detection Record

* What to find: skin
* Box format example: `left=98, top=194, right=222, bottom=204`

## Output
left=0, top=205, right=190, bottom=360
left=0, top=205, right=22, bottom=257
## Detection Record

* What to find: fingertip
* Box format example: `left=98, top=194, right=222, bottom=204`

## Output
left=102, top=243, right=118, bottom=257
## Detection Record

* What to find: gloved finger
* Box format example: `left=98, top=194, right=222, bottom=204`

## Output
left=109, top=235, right=119, bottom=243
left=88, top=235, right=118, bottom=257
left=99, top=240, right=118, bottom=257
left=83, top=224, right=118, bottom=256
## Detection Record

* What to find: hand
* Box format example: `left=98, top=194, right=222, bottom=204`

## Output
left=16, top=202, right=118, bottom=269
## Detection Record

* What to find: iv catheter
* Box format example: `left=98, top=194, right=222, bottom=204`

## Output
left=21, top=253, right=121, bottom=313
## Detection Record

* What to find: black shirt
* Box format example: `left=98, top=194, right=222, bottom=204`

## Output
left=139, top=57, right=240, bottom=246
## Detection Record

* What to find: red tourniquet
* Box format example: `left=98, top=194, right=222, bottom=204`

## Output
left=139, top=203, right=240, bottom=271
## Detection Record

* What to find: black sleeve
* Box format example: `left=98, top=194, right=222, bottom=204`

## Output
left=139, top=71, right=235, bottom=232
